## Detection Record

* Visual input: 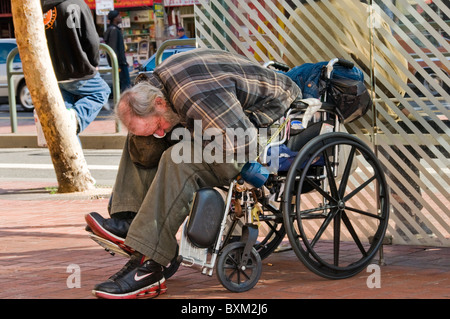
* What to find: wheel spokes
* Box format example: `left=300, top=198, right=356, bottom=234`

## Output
left=343, top=175, right=376, bottom=202
left=322, top=148, right=339, bottom=199
left=341, top=211, right=367, bottom=256
left=338, top=146, right=356, bottom=197
left=344, top=205, right=385, bottom=220
left=310, top=208, right=336, bottom=247
left=283, top=134, right=390, bottom=279
left=223, top=251, right=254, bottom=283
left=304, top=176, right=335, bottom=203
left=333, top=211, right=341, bottom=266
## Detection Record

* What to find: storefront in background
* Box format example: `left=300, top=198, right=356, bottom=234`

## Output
left=0, top=0, right=13, bottom=38
left=85, top=0, right=156, bottom=67
left=83, top=0, right=199, bottom=68
left=164, top=0, right=199, bottom=39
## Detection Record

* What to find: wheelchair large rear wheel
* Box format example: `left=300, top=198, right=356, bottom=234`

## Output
left=282, top=132, right=389, bottom=279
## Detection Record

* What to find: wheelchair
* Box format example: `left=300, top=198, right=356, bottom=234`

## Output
left=90, top=58, right=390, bottom=293
left=176, top=58, right=390, bottom=292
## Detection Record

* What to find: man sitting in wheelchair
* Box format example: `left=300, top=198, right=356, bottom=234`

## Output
left=85, top=46, right=372, bottom=298
left=85, top=48, right=303, bottom=299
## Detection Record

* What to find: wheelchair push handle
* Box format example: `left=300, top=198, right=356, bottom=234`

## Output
left=263, top=61, right=290, bottom=72
left=337, top=58, right=354, bottom=69
left=326, top=58, right=354, bottom=78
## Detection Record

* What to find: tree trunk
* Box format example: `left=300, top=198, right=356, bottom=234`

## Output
left=11, top=0, right=95, bottom=193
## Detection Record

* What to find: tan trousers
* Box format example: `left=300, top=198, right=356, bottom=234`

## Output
left=111, top=138, right=243, bottom=266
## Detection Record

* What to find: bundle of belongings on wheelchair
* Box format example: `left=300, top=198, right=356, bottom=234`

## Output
left=264, top=60, right=372, bottom=173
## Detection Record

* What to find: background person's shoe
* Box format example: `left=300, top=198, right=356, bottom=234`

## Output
left=67, top=108, right=80, bottom=134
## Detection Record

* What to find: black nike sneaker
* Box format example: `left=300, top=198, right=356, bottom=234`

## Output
left=85, top=212, right=135, bottom=255
left=92, top=259, right=167, bottom=299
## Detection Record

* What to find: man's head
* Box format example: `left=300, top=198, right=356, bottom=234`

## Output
left=116, top=82, right=180, bottom=137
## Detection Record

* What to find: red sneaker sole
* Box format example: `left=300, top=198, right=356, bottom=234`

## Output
left=92, top=279, right=167, bottom=299
left=85, top=213, right=135, bottom=255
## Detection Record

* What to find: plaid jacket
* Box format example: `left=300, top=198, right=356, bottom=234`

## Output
left=147, top=48, right=302, bottom=155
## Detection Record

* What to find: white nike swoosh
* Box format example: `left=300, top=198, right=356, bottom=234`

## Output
left=134, top=272, right=153, bottom=282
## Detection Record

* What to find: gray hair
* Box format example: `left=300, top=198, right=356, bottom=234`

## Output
left=116, top=81, right=165, bottom=118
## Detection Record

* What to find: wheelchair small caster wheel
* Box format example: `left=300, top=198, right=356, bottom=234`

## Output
left=216, top=242, right=262, bottom=292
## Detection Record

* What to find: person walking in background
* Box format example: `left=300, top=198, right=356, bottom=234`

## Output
left=42, top=0, right=111, bottom=134
left=104, top=10, right=131, bottom=92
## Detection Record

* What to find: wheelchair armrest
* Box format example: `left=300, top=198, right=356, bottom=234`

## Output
left=289, top=100, right=309, bottom=112
left=288, top=101, right=340, bottom=117
left=321, top=101, right=338, bottom=112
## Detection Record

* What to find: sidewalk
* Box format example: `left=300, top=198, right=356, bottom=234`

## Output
left=0, top=116, right=449, bottom=301
left=0, top=179, right=449, bottom=300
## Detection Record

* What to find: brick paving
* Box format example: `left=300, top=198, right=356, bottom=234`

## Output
left=0, top=180, right=449, bottom=301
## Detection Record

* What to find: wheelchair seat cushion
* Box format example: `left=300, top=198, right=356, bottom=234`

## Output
left=267, top=144, right=298, bottom=172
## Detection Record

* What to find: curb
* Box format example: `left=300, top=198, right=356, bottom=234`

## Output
left=0, top=134, right=126, bottom=149
left=0, top=186, right=113, bottom=201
